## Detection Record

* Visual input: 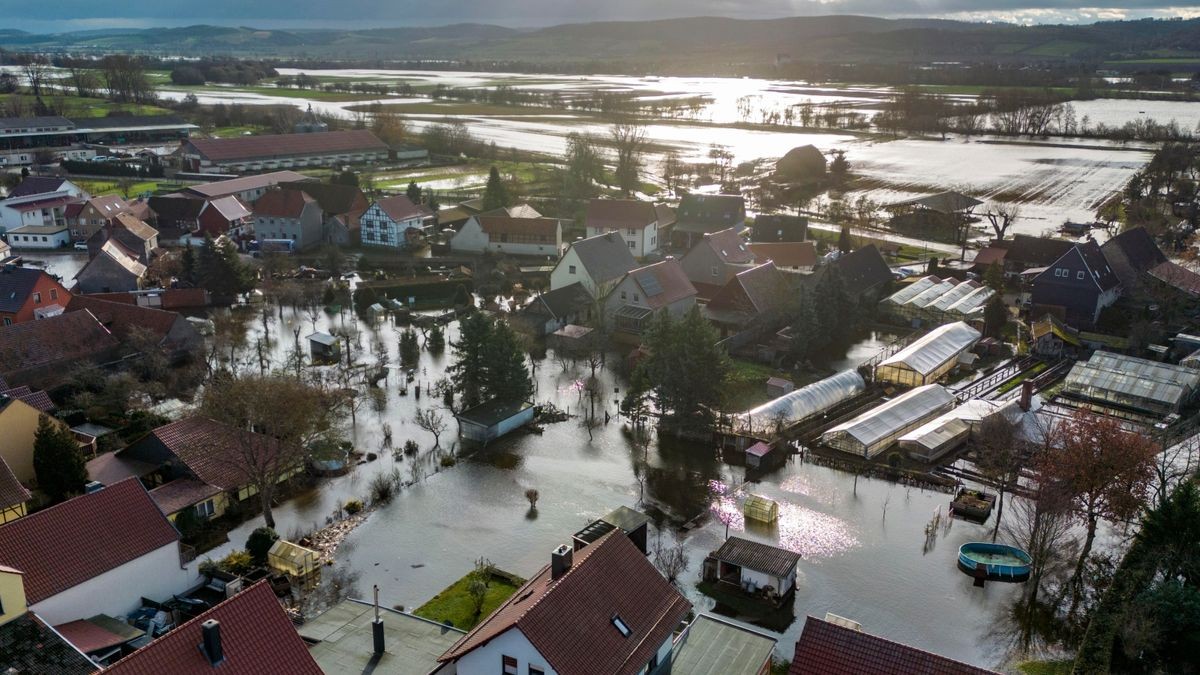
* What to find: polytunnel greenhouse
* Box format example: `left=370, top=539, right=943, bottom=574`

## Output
left=821, top=384, right=957, bottom=458
left=734, top=370, right=866, bottom=437
left=875, top=321, right=981, bottom=387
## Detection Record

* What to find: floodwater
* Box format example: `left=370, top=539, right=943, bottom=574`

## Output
left=190, top=304, right=1025, bottom=669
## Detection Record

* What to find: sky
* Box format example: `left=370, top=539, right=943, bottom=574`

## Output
left=3, top=0, right=1200, bottom=33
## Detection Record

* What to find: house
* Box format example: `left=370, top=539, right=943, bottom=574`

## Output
left=74, top=239, right=148, bottom=294
left=971, top=246, right=1008, bottom=273
left=438, top=531, right=691, bottom=675
left=0, top=238, right=10, bottom=263
left=0, top=309, right=120, bottom=390
left=998, top=234, right=1073, bottom=278
left=668, top=614, right=777, bottom=675
left=680, top=227, right=755, bottom=297
left=181, top=170, right=313, bottom=203
left=361, top=196, right=433, bottom=250
left=147, top=194, right=206, bottom=234
left=518, top=282, right=594, bottom=336
left=0, top=585, right=95, bottom=675
left=455, top=399, right=536, bottom=443
left=751, top=214, right=808, bottom=243
left=655, top=203, right=676, bottom=232
left=1100, top=227, right=1166, bottom=298
left=0, top=478, right=195, bottom=625
left=833, top=244, right=893, bottom=301
left=0, top=192, right=79, bottom=234
left=65, top=294, right=202, bottom=355
left=585, top=199, right=663, bottom=257
left=605, top=259, right=698, bottom=334
left=705, top=262, right=792, bottom=335
left=302, top=597, right=467, bottom=674
left=179, top=130, right=390, bottom=173
left=775, top=145, right=827, bottom=181
left=1030, top=240, right=1121, bottom=327
left=252, top=187, right=324, bottom=250
left=196, top=196, right=252, bottom=241
left=0, top=266, right=71, bottom=325
left=280, top=181, right=369, bottom=244
left=119, top=417, right=307, bottom=515
left=87, top=213, right=159, bottom=264
left=705, top=536, right=801, bottom=598
left=747, top=241, right=817, bottom=272
left=789, top=614, right=998, bottom=675
left=672, top=193, right=746, bottom=248
left=0, top=396, right=72, bottom=488
left=572, top=505, right=652, bottom=555
left=105, top=581, right=323, bottom=675
left=451, top=215, right=563, bottom=257
left=65, top=194, right=132, bottom=240
left=6, top=224, right=70, bottom=249
left=550, top=232, right=638, bottom=299
left=5, top=176, right=85, bottom=200
left=0, top=455, right=31, bottom=524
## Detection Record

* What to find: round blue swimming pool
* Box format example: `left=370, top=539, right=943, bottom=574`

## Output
left=958, top=542, right=1032, bottom=580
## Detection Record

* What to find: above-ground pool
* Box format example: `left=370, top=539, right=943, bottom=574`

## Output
left=958, top=542, right=1032, bottom=581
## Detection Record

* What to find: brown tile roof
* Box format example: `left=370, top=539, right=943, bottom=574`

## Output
left=701, top=228, right=755, bottom=264
left=55, top=617, right=132, bottom=654
left=834, top=245, right=893, bottom=290
left=87, top=195, right=133, bottom=219
left=281, top=181, right=367, bottom=217
left=106, top=581, right=323, bottom=675
left=375, top=195, right=431, bottom=223
left=0, top=309, right=119, bottom=377
left=88, top=288, right=209, bottom=310
left=112, top=212, right=159, bottom=241
left=626, top=259, right=697, bottom=310
left=1101, top=226, right=1166, bottom=273
left=0, top=478, right=179, bottom=604
left=85, top=451, right=157, bottom=486
left=712, top=536, right=801, bottom=577
left=130, top=417, right=293, bottom=492
left=747, top=241, right=817, bottom=269
left=440, top=532, right=690, bottom=674
left=972, top=246, right=1008, bottom=267
left=478, top=215, right=560, bottom=238
left=709, top=262, right=791, bottom=317
left=0, top=612, right=96, bottom=675
left=1, top=385, right=54, bottom=412
left=790, top=615, right=998, bottom=675
left=0, top=454, right=31, bottom=510
left=149, top=478, right=222, bottom=516
left=183, top=171, right=312, bottom=199
left=253, top=188, right=316, bottom=219
left=655, top=203, right=676, bottom=228
left=66, top=294, right=186, bottom=343
left=186, top=130, right=388, bottom=163
left=1149, top=260, right=1200, bottom=297
left=586, top=199, right=658, bottom=231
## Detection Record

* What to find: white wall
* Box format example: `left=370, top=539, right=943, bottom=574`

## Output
left=550, top=247, right=594, bottom=296
left=7, top=229, right=70, bottom=249
left=30, top=542, right=199, bottom=625
left=450, top=217, right=489, bottom=254
left=454, top=627, right=557, bottom=675
left=740, top=566, right=794, bottom=595
left=585, top=223, right=658, bottom=258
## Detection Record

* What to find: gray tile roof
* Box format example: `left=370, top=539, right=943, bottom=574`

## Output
left=570, top=232, right=638, bottom=287
left=712, top=536, right=801, bottom=577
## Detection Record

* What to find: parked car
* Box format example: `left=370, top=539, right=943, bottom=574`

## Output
left=73, top=242, right=89, bottom=251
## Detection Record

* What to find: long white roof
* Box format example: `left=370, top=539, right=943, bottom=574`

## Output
left=884, top=276, right=940, bottom=305
left=906, top=280, right=958, bottom=308
left=878, top=322, right=982, bottom=377
left=822, top=384, right=955, bottom=449
left=736, top=370, right=865, bottom=434
left=927, top=281, right=981, bottom=313
left=946, top=286, right=995, bottom=316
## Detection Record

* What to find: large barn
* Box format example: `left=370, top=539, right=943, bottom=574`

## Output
left=179, top=130, right=389, bottom=173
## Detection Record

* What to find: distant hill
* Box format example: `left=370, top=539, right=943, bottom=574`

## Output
left=3, top=16, right=1200, bottom=68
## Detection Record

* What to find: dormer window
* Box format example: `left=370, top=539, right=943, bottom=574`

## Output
left=612, top=614, right=632, bottom=637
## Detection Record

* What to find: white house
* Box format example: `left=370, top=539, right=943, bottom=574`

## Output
left=0, top=478, right=197, bottom=626
left=707, top=536, right=801, bottom=598
left=550, top=231, right=638, bottom=299
left=438, top=531, right=690, bottom=675
left=450, top=215, right=563, bottom=257
left=604, top=259, right=698, bottom=334
left=6, top=225, right=71, bottom=249
left=584, top=198, right=663, bottom=258
left=0, top=193, right=80, bottom=235
left=360, top=195, right=433, bottom=250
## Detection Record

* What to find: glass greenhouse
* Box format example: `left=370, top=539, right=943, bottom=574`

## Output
left=898, top=399, right=1013, bottom=462
left=945, top=287, right=995, bottom=318
left=821, top=384, right=957, bottom=458
left=1063, top=351, right=1200, bottom=415
left=734, top=370, right=866, bottom=436
left=743, top=494, right=779, bottom=524
left=927, top=281, right=982, bottom=313
left=875, top=322, right=982, bottom=386
left=883, top=276, right=942, bottom=307
left=268, top=539, right=320, bottom=583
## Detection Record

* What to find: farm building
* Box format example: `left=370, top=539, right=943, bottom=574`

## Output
left=821, top=384, right=957, bottom=458
left=734, top=370, right=866, bottom=438
left=454, top=399, right=535, bottom=443
left=1062, top=351, right=1200, bottom=416
left=875, top=322, right=981, bottom=387
left=898, top=399, right=1021, bottom=463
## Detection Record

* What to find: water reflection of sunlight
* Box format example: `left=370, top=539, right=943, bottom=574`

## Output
left=710, top=480, right=858, bottom=559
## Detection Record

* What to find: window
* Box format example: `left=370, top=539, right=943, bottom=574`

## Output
left=32, top=292, right=41, bottom=304
left=2, top=318, right=10, bottom=326
left=568, top=265, right=576, bottom=274
left=620, top=291, right=627, bottom=300
left=49, top=289, right=57, bottom=300
left=502, top=655, right=518, bottom=675
left=195, top=499, right=216, bottom=518
left=612, top=614, right=632, bottom=637
left=711, top=265, right=719, bottom=277
left=628, top=241, right=635, bottom=249
left=627, top=228, right=636, bottom=236
left=1076, top=270, right=1085, bottom=280
left=530, top=668, right=545, bottom=675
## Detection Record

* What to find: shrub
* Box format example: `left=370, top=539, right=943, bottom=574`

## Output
left=246, top=527, right=279, bottom=566
left=403, top=439, right=419, bottom=456
left=219, top=549, right=255, bottom=576
left=440, top=455, right=457, bottom=468
left=344, top=499, right=364, bottom=515
left=369, top=471, right=399, bottom=505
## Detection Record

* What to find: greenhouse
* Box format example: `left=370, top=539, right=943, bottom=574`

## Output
left=905, top=279, right=959, bottom=310
left=882, top=276, right=942, bottom=308
left=734, top=370, right=866, bottom=437
left=898, top=399, right=1016, bottom=462
left=743, top=494, right=779, bottom=524
left=268, top=539, right=320, bottom=585
left=926, top=281, right=982, bottom=314
left=1063, top=351, right=1200, bottom=416
left=875, top=322, right=982, bottom=387
left=821, top=384, right=957, bottom=458
left=945, top=286, right=995, bottom=318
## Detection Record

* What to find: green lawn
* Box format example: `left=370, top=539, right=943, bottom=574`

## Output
left=413, top=569, right=524, bottom=631
left=73, top=179, right=170, bottom=197
left=0, top=93, right=172, bottom=118
left=1017, top=660, right=1074, bottom=675
left=725, top=359, right=792, bottom=411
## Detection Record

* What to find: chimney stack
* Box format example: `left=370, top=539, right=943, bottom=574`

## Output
left=551, top=544, right=573, bottom=580
left=1019, top=380, right=1034, bottom=412
left=200, top=619, right=224, bottom=667
left=372, top=585, right=385, bottom=656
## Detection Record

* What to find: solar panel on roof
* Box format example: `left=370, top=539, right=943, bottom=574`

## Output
left=637, top=272, right=664, bottom=296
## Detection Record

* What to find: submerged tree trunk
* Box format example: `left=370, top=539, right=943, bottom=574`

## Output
left=992, top=488, right=1006, bottom=543
left=1069, top=515, right=1099, bottom=613
left=260, top=486, right=276, bottom=529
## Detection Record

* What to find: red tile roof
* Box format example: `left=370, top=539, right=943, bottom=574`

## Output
left=374, top=195, right=431, bottom=223
left=478, top=215, right=561, bottom=238
left=150, top=478, right=222, bottom=516
left=253, top=188, right=316, bottom=219
left=65, top=295, right=181, bottom=344
left=55, top=618, right=131, bottom=654
left=1149, top=261, right=1200, bottom=297
left=972, top=246, right=1008, bottom=267
left=789, top=616, right=998, bottom=675
left=186, top=130, right=388, bottom=163
left=747, top=241, right=817, bottom=269
left=106, top=581, right=323, bottom=675
left=0, top=309, right=120, bottom=378
left=0, top=478, right=179, bottom=604
left=130, top=417, right=294, bottom=492
left=586, top=199, right=659, bottom=231
left=0, top=454, right=31, bottom=510
left=440, top=532, right=691, bottom=674
left=701, top=227, right=755, bottom=264
left=0, top=385, right=54, bottom=412
left=625, top=259, right=697, bottom=310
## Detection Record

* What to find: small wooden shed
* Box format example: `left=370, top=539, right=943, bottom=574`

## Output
left=766, top=377, right=795, bottom=398
left=307, top=332, right=339, bottom=361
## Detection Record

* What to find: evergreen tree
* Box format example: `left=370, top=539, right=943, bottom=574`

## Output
left=450, top=312, right=494, bottom=408
left=33, top=416, right=87, bottom=504
left=405, top=181, right=422, bottom=204
left=180, top=243, right=196, bottom=285
left=485, top=320, right=532, bottom=403
left=635, top=307, right=730, bottom=427
left=198, top=235, right=254, bottom=299
left=787, top=291, right=820, bottom=362
left=423, top=188, right=440, bottom=213
left=984, top=295, right=1009, bottom=338
left=838, top=225, right=853, bottom=253
left=985, top=261, right=1005, bottom=292
left=482, top=166, right=511, bottom=211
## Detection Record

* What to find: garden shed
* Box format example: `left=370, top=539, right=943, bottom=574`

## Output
left=307, top=332, right=340, bottom=361
left=821, top=384, right=956, bottom=458
left=743, top=494, right=779, bottom=524
left=875, top=322, right=981, bottom=386
left=454, top=398, right=535, bottom=443
left=734, top=370, right=866, bottom=438
left=705, top=536, right=801, bottom=597
left=268, top=539, right=320, bottom=583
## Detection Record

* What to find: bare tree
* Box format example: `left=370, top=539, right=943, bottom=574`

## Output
left=610, top=122, right=647, bottom=196
left=414, top=407, right=448, bottom=447
left=21, top=58, right=50, bottom=98
left=983, top=203, right=1021, bottom=241
left=652, top=533, right=690, bottom=585
left=972, top=414, right=1023, bottom=541
left=524, top=488, right=539, bottom=509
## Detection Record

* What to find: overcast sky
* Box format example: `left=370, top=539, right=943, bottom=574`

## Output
left=7, top=1, right=1200, bottom=32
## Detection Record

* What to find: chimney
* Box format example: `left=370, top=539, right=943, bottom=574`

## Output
left=551, top=544, right=573, bottom=580
left=372, top=585, right=385, bottom=656
left=1019, top=380, right=1034, bottom=412
left=200, top=619, right=224, bottom=666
